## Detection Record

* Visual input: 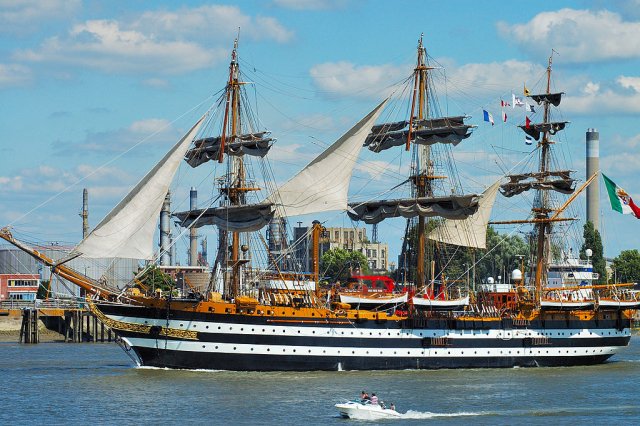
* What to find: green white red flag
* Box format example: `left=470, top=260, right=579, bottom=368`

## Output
left=602, top=173, right=640, bottom=218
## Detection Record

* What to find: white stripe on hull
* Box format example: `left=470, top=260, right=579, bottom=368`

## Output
left=106, top=314, right=630, bottom=340
left=122, top=336, right=624, bottom=359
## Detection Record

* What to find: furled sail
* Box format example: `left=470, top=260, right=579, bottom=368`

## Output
left=266, top=99, right=388, bottom=217
left=500, top=170, right=576, bottom=198
left=364, top=115, right=473, bottom=153
left=174, top=100, right=387, bottom=232
left=519, top=121, right=568, bottom=141
left=174, top=203, right=274, bottom=232
left=426, top=181, right=500, bottom=249
left=529, top=92, right=564, bottom=107
left=74, top=117, right=206, bottom=259
left=184, top=132, right=273, bottom=167
left=347, top=194, right=480, bottom=224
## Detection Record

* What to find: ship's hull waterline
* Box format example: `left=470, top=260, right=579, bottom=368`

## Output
left=100, top=304, right=632, bottom=371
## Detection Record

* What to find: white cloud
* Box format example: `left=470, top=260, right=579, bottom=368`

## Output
left=617, top=76, right=640, bottom=91
left=0, top=0, right=80, bottom=34
left=129, top=118, right=171, bottom=134
left=600, top=133, right=640, bottom=179
left=53, top=117, right=178, bottom=156
left=14, top=20, right=220, bottom=74
left=562, top=74, right=640, bottom=115
left=445, top=60, right=546, bottom=98
left=0, top=176, right=23, bottom=190
left=498, top=8, right=640, bottom=63
left=310, top=61, right=407, bottom=99
left=272, top=0, right=346, bottom=11
left=132, top=5, right=294, bottom=43
left=0, top=63, right=32, bottom=88
left=0, top=164, right=132, bottom=196
left=280, top=113, right=337, bottom=132
left=142, top=78, right=170, bottom=88
left=310, top=58, right=547, bottom=104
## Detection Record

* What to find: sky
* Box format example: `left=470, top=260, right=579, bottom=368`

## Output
left=2, top=0, right=640, bottom=267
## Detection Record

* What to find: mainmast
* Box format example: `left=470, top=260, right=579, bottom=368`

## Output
left=351, top=34, right=479, bottom=290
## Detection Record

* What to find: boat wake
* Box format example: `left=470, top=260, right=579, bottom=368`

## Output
left=400, top=410, right=490, bottom=420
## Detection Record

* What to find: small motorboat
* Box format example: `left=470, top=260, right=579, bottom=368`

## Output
left=335, top=400, right=401, bottom=420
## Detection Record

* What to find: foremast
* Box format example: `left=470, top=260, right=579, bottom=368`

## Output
left=220, top=38, right=257, bottom=299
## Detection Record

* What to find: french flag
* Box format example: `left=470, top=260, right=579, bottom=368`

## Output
left=483, top=110, right=494, bottom=126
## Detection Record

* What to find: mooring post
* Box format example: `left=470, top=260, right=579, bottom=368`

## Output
left=32, top=309, right=39, bottom=344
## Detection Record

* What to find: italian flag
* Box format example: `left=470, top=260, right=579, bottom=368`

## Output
left=602, top=173, right=640, bottom=218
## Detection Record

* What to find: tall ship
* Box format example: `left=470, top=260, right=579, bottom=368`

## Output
left=1, top=37, right=637, bottom=370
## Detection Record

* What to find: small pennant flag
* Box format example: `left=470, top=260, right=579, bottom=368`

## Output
left=525, top=135, right=534, bottom=145
left=483, top=109, right=494, bottom=125
left=501, top=99, right=510, bottom=108
left=526, top=103, right=536, bottom=113
left=502, top=111, right=507, bottom=122
left=603, top=173, right=640, bottom=218
left=524, top=84, right=531, bottom=96
left=512, top=94, right=524, bottom=108
left=525, top=116, right=532, bottom=128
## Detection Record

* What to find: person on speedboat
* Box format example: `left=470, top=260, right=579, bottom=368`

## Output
left=360, top=391, right=370, bottom=402
left=370, top=393, right=379, bottom=405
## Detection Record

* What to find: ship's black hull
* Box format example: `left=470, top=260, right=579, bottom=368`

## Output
left=101, top=303, right=632, bottom=371
left=132, top=347, right=615, bottom=371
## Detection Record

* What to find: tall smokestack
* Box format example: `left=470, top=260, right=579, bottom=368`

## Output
left=189, top=187, right=198, bottom=266
left=81, top=188, right=89, bottom=238
left=586, top=128, right=600, bottom=232
left=160, top=191, right=171, bottom=266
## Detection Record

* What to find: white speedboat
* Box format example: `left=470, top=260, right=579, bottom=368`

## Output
left=335, top=400, right=401, bottom=420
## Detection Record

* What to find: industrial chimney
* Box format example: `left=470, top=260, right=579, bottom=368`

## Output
left=81, top=188, right=89, bottom=238
left=189, top=188, right=198, bottom=266
left=160, top=191, right=171, bottom=266
left=586, top=129, right=600, bottom=232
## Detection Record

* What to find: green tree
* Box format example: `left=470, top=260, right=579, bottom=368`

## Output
left=475, top=227, right=529, bottom=282
left=137, top=265, right=174, bottom=292
left=399, top=222, right=529, bottom=284
left=612, top=249, right=640, bottom=283
left=37, top=280, right=50, bottom=300
left=321, top=248, right=370, bottom=282
left=580, top=221, right=606, bottom=283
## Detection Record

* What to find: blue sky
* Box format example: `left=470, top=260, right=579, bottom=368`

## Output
left=2, top=0, right=640, bottom=266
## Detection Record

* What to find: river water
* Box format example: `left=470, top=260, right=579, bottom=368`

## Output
left=1, top=336, right=639, bottom=425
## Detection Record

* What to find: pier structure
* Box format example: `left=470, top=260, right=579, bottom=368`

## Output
left=0, top=300, right=113, bottom=344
